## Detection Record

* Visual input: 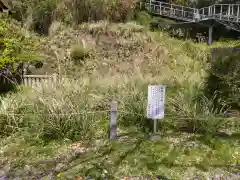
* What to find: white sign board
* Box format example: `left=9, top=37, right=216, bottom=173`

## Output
left=147, top=85, right=166, bottom=119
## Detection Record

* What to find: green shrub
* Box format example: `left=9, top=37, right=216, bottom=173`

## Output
left=11, top=0, right=57, bottom=34
left=32, top=0, right=58, bottom=34
left=205, top=48, right=240, bottom=109
left=0, top=17, right=38, bottom=93
left=135, top=11, right=152, bottom=27
left=70, top=43, right=90, bottom=64
left=167, top=85, right=227, bottom=134
left=0, top=84, right=17, bottom=95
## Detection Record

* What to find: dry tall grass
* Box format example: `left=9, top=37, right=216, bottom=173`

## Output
left=11, top=0, right=138, bottom=34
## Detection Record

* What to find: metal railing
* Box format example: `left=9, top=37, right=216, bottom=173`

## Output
left=199, top=4, right=240, bottom=22
left=145, top=1, right=198, bottom=22
left=145, top=1, right=240, bottom=23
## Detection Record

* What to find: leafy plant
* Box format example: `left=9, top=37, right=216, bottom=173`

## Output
left=206, top=49, right=240, bottom=109
left=135, top=11, right=152, bottom=27
left=0, top=18, right=38, bottom=92
left=70, top=43, right=90, bottom=64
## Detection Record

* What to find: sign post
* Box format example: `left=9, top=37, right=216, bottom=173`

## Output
left=110, top=101, right=117, bottom=140
left=147, top=85, right=166, bottom=140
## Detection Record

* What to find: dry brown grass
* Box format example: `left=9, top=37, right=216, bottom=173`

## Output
left=38, top=21, right=209, bottom=83
left=11, top=0, right=139, bottom=34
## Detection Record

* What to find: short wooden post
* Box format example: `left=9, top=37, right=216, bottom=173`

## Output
left=52, top=73, right=57, bottom=85
left=110, top=101, right=117, bottom=140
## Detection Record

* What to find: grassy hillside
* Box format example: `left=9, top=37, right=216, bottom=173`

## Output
left=0, top=0, right=240, bottom=178
left=0, top=17, right=239, bottom=179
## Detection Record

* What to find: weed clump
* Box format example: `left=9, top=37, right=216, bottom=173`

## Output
left=206, top=48, right=240, bottom=110
left=0, top=78, right=109, bottom=140
left=135, top=11, right=152, bottom=27
left=70, top=43, right=90, bottom=64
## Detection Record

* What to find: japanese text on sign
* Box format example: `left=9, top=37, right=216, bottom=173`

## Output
left=147, top=85, right=166, bottom=119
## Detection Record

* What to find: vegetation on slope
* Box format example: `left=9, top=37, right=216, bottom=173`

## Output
left=0, top=0, right=239, bottom=179
left=206, top=48, right=240, bottom=110
left=0, top=19, right=239, bottom=179
left=0, top=17, right=36, bottom=69
left=0, top=16, right=40, bottom=93
left=10, top=0, right=138, bottom=34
